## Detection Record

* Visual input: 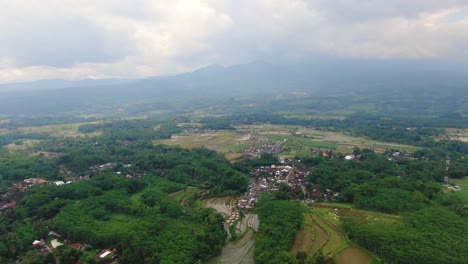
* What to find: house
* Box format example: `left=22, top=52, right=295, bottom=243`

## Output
left=70, top=243, right=85, bottom=251
left=36, top=179, right=48, bottom=184
left=32, top=240, right=43, bottom=249
left=95, top=249, right=118, bottom=263
left=48, top=231, right=62, bottom=239
left=0, top=201, right=16, bottom=211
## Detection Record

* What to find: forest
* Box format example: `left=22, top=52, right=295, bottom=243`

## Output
left=0, top=111, right=466, bottom=263
left=0, top=119, right=249, bottom=263
left=255, top=200, right=304, bottom=264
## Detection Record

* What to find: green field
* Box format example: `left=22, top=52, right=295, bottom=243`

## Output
left=157, top=124, right=420, bottom=160
left=17, top=122, right=103, bottom=138
left=300, top=204, right=394, bottom=264
left=291, top=204, right=380, bottom=264
left=108, top=213, right=136, bottom=222
left=451, top=177, right=468, bottom=203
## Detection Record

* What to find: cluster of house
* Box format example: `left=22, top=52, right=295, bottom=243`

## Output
left=0, top=178, right=51, bottom=213
left=90, top=162, right=116, bottom=172
left=183, top=128, right=217, bottom=134
left=241, top=139, right=285, bottom=157
left=32, top=231, right=119, bottom=263
left=13, top=178, right=49, bottom=190
left=238, top=164, right=315, bottom=210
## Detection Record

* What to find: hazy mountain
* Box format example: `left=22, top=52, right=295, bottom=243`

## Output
left=0, top=59, right=467, bottom=117
left=0, top=78, right=135, bottom=93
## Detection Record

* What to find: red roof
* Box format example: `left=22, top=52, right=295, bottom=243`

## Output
left=4, top=201, right=16, bottom=208
left=70, top=243, right=84, bottom=250
left=36, top=179, right=48, bottom=184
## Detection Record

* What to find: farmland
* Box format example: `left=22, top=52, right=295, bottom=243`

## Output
left=157, top=124, right=420, bottom=160
left=290, top=203, right=400, bottom=264
left=17, top=122, right=102, bottom=138
left=202, top=196, right=258, bottom=264
left=445, top=128, right=468, bottom=142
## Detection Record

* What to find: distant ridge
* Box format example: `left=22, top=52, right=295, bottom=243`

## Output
left=0, top=59, right=466, bottom=116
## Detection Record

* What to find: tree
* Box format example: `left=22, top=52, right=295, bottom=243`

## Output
left=296, top=251, right=307, bottom=264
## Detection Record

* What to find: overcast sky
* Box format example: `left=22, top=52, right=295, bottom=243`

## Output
left=1, top=0, right=467, bottom=83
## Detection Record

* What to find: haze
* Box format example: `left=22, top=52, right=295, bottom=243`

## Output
left=1, top=0, right=468, bottom=83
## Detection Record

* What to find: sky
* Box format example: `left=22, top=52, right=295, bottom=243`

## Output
left=0, top=0, right=467, bottom=83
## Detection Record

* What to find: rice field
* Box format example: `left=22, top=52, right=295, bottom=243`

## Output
left=202, top=196, right=258, bottom=264
left=157, top=124, right=420, bottom=160
left=17, top=122, right=102, bottom=138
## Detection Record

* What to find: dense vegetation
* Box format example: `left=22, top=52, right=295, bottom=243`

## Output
left=0, top=146, right=244, bottom=263
left=0, top=118, right=251, bottom=263
left=342, top=206, right=468, bottom=264
left=302, top=145, right=468, bottom=263
left=255, top=200, right=304, bottom=264
left=0, top=103, right=466, bottom=263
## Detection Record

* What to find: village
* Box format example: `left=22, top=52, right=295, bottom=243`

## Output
left=1, top=134, right=463, bottom=264
left=238, top=162, right=336, bottom=211
left=0, top=162, right=134, bottom=264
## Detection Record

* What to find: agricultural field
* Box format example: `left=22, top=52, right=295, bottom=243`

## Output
left=202, top=196, right=258, bottom=264
left=205, top=229, right=255, bottom=264
left=284, top=115, right=346, bottom=120
left=291, top=214, right=327, bottom=257
left=157, top=131, right=251, bottom=160
left=17, top=122, right=102, bottom=138
left=158, top=124, right=420, bottom=160
left=291, top=204, right=394, bottom=264
left=445, top=128, right=468, bottom=142
left=5, top=139, right=42, bottom=151
left=169, top=187, right=203, bottom=207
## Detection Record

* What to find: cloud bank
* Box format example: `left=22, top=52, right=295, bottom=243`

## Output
left=1, top=0, right=467, bottom=83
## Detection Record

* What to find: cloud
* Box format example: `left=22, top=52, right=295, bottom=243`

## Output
left=0, top=0, right=467, bottom=83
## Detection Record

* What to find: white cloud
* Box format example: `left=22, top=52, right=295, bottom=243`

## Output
left=0, top=0, right=467, bottom=83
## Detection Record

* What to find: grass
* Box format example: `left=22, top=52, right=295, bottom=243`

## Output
left=315, top=203, right=400, bottom=222
left=296, top=139, right=337, bottom=149
left=108, top=213, right=135, bottom=222
left=156, top=131, right=253, bottom=160
left=169, top=187, right=199, bottom=202
left=169, top=187, right=202, bottom=209
left=312, top=213, right=348, bottom=255
left=450, top=177, right=468, bottom=203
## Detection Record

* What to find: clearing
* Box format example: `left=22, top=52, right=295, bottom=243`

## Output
left=335, top=246, right=373, bottom=264
left=450, top=177, right=468, bottom=203
left=445, top=128, right=468, bottom=142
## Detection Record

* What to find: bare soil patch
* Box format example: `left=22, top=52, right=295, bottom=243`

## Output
left=335, top=246, right=372, bottom=264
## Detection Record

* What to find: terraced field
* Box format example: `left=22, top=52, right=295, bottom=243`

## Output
left=202, top=197, right=259, bottom=264
left=291, top=205, right=382, bottom=264
left=291, top=214, right=327, bottom=256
